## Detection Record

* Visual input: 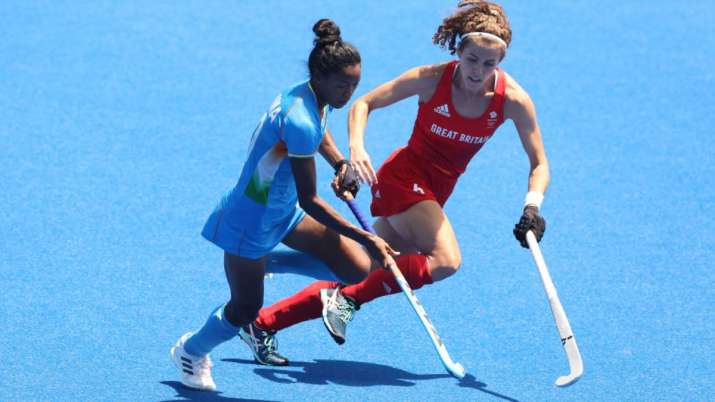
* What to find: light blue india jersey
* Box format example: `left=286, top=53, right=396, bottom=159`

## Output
left=202, top=80, right=331, bottom=258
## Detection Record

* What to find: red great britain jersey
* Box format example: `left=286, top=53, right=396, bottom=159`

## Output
left=407, top=60, right=507, bottom=176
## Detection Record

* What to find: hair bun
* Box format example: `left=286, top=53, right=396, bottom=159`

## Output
left=313, top=18, right=341, bottom=46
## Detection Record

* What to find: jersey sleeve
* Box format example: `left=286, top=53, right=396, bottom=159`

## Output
left=281, top=103, right=321, bottom=158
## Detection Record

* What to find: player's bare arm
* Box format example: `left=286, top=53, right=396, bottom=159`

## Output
left=347, top=63, right=447, bottom=184
left=504, top=74, right=550, bottom=194
left=289, top=156, right=397, bottom=268
left=318, top=127, right=345, bottom=167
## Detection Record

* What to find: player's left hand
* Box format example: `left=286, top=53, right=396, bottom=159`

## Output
left=350, top=145, right=377, bottom=186
left=513, top=205, right=546, bottom=248
left=331, top=160, right=360, bottom=201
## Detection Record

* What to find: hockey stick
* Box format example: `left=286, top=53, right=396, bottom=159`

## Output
left=526, top=231, right=583, bottom=386
left=346, top=199, right=466, bottom=379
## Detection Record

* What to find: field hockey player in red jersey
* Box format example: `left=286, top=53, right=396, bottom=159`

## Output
left=242, top=0, right=550, bottom=363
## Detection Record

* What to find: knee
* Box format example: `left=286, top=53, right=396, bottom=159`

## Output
left=429, top=253, right=462, bottom=282
left=225, top=299, right=262, bottom=326
left=328, top=251, right=370, bottom=285
left=337, top=267, right=369, bottom=285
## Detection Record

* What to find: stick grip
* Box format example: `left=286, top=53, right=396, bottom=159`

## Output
left=347, top=199, right=375, bottom=234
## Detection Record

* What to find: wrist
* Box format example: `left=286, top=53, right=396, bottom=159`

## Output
left=333, top=159, right=349, bottom=173
left=524, top=191, right=544, bottom=210
left=361, top=231, right=377, bottom=245
left=350, top=228, right=372, bottom=246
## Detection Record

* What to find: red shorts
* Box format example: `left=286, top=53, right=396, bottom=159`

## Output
left=370, top=147, right=458, bottom=217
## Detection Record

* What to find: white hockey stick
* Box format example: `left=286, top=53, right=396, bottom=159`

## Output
left=347, top=199, right=466, bottom=379
left=526, top=231, right=583, bottom=386
left=384, top=257, right=466, bottom=379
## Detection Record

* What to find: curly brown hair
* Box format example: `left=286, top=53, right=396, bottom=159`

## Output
left=433, top=0, right=511, bottom=55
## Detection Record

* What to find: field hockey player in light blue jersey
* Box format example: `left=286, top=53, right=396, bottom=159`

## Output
left=170, top=19, right=399, bottom=391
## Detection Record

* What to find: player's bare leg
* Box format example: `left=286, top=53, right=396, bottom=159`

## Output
left=321, top=200, right=457, bottom=343
left=383, top=200, right=462, bottom=281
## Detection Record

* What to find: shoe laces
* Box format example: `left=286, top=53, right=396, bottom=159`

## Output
left=251, top=325, right=278, bottom=353
left=332, top=291, right=357, bottom=324
left=260, top=331, right=278, bottom=353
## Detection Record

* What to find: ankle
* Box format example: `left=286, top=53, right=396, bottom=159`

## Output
left=342, top=293, right=360, bottom=310
left=252, top=322, right=272, bottom=333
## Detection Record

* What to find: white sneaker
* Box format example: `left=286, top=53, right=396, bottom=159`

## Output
left=170, top=332, right=217, bottom=391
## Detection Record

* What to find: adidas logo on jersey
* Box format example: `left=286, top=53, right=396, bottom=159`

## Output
left=434, top=104, right=451, bottom=117
left=489, top=111, right=498, bottom=119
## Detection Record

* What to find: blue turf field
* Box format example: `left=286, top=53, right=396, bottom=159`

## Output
left=2, top=1, right=714, bottom=401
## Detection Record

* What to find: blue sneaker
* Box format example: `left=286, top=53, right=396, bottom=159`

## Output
left=238, top=323, right=289, bottom=366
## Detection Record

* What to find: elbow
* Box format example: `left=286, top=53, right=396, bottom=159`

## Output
left=534, top=161, right=549, bottom=177
left=535, top=162, right=550, bottom=188
left=298, top=196, right=319, bottom=215
left=351, top=98, right=371, bottom=115
left=541, top=161, right=551, bottom=181
left=531, top=158, right=549, bottom=175
left=536, top=160, right=549, bottom=174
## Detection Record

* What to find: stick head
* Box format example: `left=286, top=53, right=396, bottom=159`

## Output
left=448, top=362, right=466, bottom=379
left=555, top=371, right=581, bottom=387
left=555, top=336, right=583, bottom=387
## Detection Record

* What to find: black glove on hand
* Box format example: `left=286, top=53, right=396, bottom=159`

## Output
left=513, top=205, right=546, bottom=248
left=334, top=160, right=360, bottom=197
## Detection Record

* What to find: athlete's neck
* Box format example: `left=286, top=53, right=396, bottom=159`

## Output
left=308, top=79, right=327, bottom=111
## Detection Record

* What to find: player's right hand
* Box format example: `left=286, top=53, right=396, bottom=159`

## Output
left=350, top=146, right=378, bottom=186
left=331, top=160, right=360, bottom=201
left=363, top=233, right=399, bottom=271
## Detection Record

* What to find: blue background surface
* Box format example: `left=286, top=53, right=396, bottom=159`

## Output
left=2, top=1, right=714, bottom=401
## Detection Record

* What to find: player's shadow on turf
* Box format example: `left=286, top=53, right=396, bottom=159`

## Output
left=223, top=359, right=521, bottom=402
left=159, top=381, right=279, bottom=402
left=224, top=358, right=448, bottom=387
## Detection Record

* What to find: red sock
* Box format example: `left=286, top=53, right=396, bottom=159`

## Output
left=255, top=280, right=339, bottom=331
left=341, top=254, right=432, bottom=305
